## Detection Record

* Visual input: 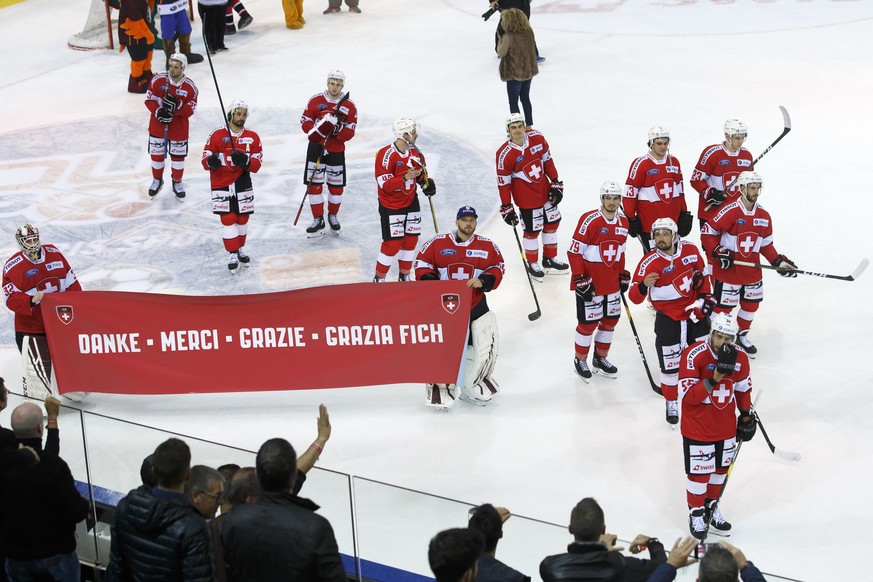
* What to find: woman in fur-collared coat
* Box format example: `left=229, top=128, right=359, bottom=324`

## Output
left=497, top=8, right=539, bottom=128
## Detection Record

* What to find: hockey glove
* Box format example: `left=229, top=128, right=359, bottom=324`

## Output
left=716, top=343, right=738, bottom=376
left=684, top=294, right=715, bottom=323
left=332, top=121, right=344, bottom=135
left=155, top=108, right=173, bottom=124
left=771, top=254, right=798, bottom=278
left=677, top=210, right=694, bottom=237
left=691, top=270, right=705, bottom=291
left=318, top=114, right=337, bottom=135
left=478, top=273, right=497, bottom=292
left=548, top=181, right=564, bottom=206
left=736, top=412, right=757, bottom=442
left=500, top=204, right=519, bottom=226
left=700, top=293, right=716, bottom=318
left=163, top=93, right=181, bottom=114
left=206, top=152, right=221, bottom=170
left=618, top=270, right=631, bottom=294
left=231, top=150, right=249, bottom=169
left=420, top=178, right=436, bottom=197
left=627, top=217, right=642, bottom=238
left=704, top=187, right=727, bottom=206
left=417, top=272, right=439, bottom=281
left=712, top=245, right=735, bottom=270
left=574, top=274, right=595, bottom=303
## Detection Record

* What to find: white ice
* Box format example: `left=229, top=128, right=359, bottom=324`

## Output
left=1, top=0, right=872, bottom=580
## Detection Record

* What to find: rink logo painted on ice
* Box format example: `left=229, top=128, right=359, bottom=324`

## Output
left=55, top=306, right=74, bottom=325
left=441, top=293, right=461, bottom=315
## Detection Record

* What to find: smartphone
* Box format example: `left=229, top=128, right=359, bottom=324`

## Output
left=694, top=543, right=717, bottom=559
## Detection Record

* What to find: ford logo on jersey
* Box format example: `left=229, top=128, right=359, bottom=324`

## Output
left=719, top=160, right=730, bottom=166
left=706, top=363, right=717, bottom=371
left=317, top=104, right=327, bottom=110
left=440, top=249, right=457, bottom=256
left=646, top=168, right=659, bottom=176
left=516, top=155, right=524, bottom=164
left=600, top=228, right=609, bottom=234
left=222, top=137, right=231, bottom=142
left=664, top=266, right=674, bottom=273
left=737, top=218, right=746, bottom=225
left=25, top=268, right=38, bottom=277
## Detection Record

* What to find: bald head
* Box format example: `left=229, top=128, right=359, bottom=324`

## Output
left=11, top=402, right=43, bottom=438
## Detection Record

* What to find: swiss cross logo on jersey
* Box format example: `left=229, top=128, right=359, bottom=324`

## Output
left=447, top=263, right=474, bottom=282
left=656, top=179, right=677, bottom=202
left=522, top=159, right=544, bottom=183
left=56, top=305, right=74, bottom=325
left=441, top=293, right=461, bottom=315
left=671, top=268, right=697, bottom=297
left=708, top=381, right=735, bottom=411
left=38, top=277, right=61, bottom=294
left=737, top=232, right=759, bottom=258
left=598, top=240, right=622, bottom=267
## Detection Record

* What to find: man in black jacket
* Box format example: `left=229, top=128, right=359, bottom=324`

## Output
left=106, top=438, right=213, bottom=582
left=221, top=437, right=346, bottom=581
left=468, top=504, right=530, bottom=582
left=10, top=397, right=60, bottom=456
left=540, top=498, right=666, bottom=582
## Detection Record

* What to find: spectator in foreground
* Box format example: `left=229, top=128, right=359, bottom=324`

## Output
left=468, top=504, right=530, bottom=582
left=11, top=396, right=60, bottom=456
left=428, top=528, right=485, bottom=582
left=186, top=465, right=226, bottom=519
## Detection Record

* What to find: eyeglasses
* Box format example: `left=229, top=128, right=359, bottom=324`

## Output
left=198, top=490, right=223, bottom=503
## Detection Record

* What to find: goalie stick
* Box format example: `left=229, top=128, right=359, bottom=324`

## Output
left=733, top=257, right=868, bottom=282
left=511, top=227, right=542, bottom=321
left=619, top=292, right=662, bottom=395
left=705, top=105, right=791, bottom=212
left=754, top=411, right=802, bottom=462
left=293, top=92, right=351, bottom=226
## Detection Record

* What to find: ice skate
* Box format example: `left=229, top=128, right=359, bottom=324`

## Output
left=689, top=508, right=707, bottom=540
left=348, top=5, right=361, bottom=12
left=736, top=331, right=757, bottom=358
left=459, top=392, right=487, bottom=406
left=327, top=213, right=341, bottom=234
left=238, top=13, right=253, bottom=29
left=373, top=276, right=386, bottom=283
left=148, top=178, right=164, bottom=198
left=527, top=261, right=545, bottom=281
left=323, top=7, right=340, bottom=13
left=306, top=216, right=325, bottom=237
left=706, top=500, right=732, bottom=533
left=592, top=355, right=618, bottom=379
left=172, top=180, right=186, bottom=200
left=398, top=273, right=413, bottom=282
left=574, top=358, right=592, bottom=383
left=228, top=252, right=239, bottom=273
left=665, top=399, right=679, bottom=425
left=542, top=256, right=569, bottom=274
left=237, top=247, right=251, bottom=266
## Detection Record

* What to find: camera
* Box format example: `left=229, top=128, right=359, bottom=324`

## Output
left=694, top=543, right=717, bottom=559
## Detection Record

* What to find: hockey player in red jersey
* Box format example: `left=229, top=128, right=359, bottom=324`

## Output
left=567, top=181, right=630, bottom=381
left=629, top=217, right=712, bottom=425
left=415, top=206, right=505, bottom=409
left=690, top=119, right=755, bottom=237
left=144, top=53, right=199, bottom=200
left=623, top=126, right=692, bottom=253
left=496, top=113, right=568, bottom=280
left=700, top=171, right=797, bottom=356
left=678, top=312, right=756, bottom=539
left=202, top=100, right=263, bottom=273
left=373, top=118, right=437, bottom=282
left=3, top=225, right=85, bottom=400
left=300, top=70, right=358, bottom=236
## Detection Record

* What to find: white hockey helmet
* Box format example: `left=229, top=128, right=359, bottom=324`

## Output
left=168, top=53, right=187, bottom=70
left=327, top=69, right=346, bottom=82
left=736, top=171, right=762, bottom=189
left=599, top=180, right=622, bottom=199
left=651, top=217, right=678, bottom=237
left=15, top=224, right=41, bottom=254
left=393, top=117, right=417, bottom=142
left=723, top=119, right=748, bottom=137
left=226, top=99, right=249, bottom=122
left=647, top=125, right=670, bottom=146
left=506, top=112, right=525, bottom=128
left=710, top=312, right=739, bottom=339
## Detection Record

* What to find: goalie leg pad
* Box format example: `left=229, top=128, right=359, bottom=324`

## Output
left=21, top=335, right=54, bottom=400
left=461, top=311, right=500, bottom=402
left=425, top=383, right=456, bottom=410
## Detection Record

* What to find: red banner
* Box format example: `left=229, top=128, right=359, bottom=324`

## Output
left=41, top=282, right=472, bottom=395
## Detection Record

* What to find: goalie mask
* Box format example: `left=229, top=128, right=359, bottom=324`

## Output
left=16, top=224, right=41, bottom=255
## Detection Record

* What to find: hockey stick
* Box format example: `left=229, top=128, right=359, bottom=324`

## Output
left=705, top=105, right=791, bottom=212
left=754, top=411, right=801, bottom=461
left=733, top=258, right=868, bottom=282
left=428, top=195, right=439, bottom=233
left=511, top=227, right=541, bottom=321
left=619, top=292, right=662, bottom=395
left=293, top=92, right=351, bottom=226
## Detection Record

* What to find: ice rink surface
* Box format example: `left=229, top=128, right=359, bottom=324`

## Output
left=1, top=0, right=872, bottom=579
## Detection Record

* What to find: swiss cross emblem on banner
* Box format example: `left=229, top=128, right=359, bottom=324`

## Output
left=56, top=305, right=74, bottom=325
left=441, top=293, right=461, bottom=315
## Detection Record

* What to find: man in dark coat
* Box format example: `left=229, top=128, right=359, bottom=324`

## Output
left=106, top=438, right=213, bottom=582
left=221, top=437, right=346, bottom=581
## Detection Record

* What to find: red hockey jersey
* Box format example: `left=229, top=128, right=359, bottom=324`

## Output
left=629, top=239, right=710, bottom=321
left=202, top=127, right=263, bottom=188
left=567, top=209, right=629, bottom=295
left=496, top=130, right=558, bottom=209
left=300, top=92, right=357, bottom=153
left=623, top=153, right=686, bottom=231
left=679, top=339, right=753, bottom=442
left=690, top=144, right=754, bottom=224
left=3, top=245, right=82, bottom=334
left=375, top=143, right=428, bottom=210
left=145, top=72, right=198, bottom=140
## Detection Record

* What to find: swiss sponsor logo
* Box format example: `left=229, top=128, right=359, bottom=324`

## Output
left=56, top=305, right=74, bottom=325
left=682, top=256, right=695, bottom=265
left=440, top=249, right=457, bottom=256
left=718, top=160, right=730, bottom=166
left=737, top=159, right=751, bottom=167
left=753, top=218, right=769, bottom=227
left=466, top=249, right=488, bottom=259
left=530, top=144, right=543, bottom=154
left=238, top=137, right=254, bottom=145
left=441, top=293, right=461, bottom=315
left=175, top=89, right=188, bottom=97
left=25, top=268, right=38, bottom=277
left=646, top=168, right=659, bottom=176
left=45, top=261, right=64, bottom=271
left=666, top=165, right=679, bottom=174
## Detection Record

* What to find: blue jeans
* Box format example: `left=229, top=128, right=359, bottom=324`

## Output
left=5, top=551, right=80, bottom=582
left=506, top=79, right=533, bottom=127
